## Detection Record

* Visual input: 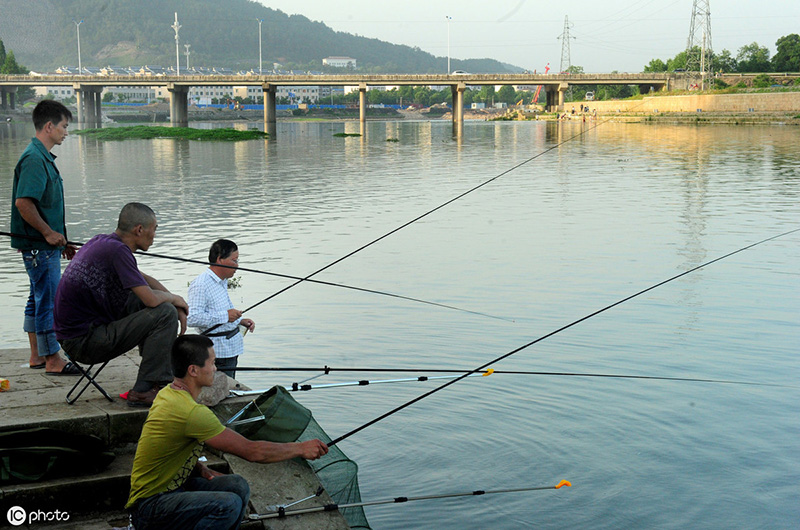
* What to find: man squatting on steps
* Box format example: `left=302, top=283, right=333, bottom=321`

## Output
left=126, top=334, right=329, bottom=529
left=54, top=202, right=189, bottom=407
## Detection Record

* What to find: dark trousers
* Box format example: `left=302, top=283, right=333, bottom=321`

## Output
left=60, top=294, right=177, bottom=392
left=215, top=355, right=239, bottom=379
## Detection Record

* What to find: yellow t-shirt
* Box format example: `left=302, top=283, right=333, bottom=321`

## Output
left=126, top=386, right=226, bottom=508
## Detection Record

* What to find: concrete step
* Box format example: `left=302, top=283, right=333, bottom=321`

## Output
left=0, top=446, right=229, bottom=528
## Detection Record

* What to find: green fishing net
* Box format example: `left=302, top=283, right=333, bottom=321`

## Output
left=216, top=386, right=369, bottom=529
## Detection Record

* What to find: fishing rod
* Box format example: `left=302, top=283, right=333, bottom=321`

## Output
left=325, top=228, right=800, bottom=447
left=0, top=231, right=510, bottom=323
left=233, top=122, right=608, bottom=317
left=230, top=371, right=495, bottom=396
left=232, top=365, right=795, bottom=389
left=248, top=480, right=572, bottom=520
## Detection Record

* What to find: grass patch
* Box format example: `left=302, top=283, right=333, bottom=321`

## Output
left=333, top=132, right=362, bottom=137
left=74, top=125, right=268, bottom=141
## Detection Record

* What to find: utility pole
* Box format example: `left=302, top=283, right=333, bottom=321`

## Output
left=184, top=44, right=191, bottom=71
left=171, top=12, right=181, bottom=75
left=557, top=15, right=576, bottom=101
left=256, top=18, right=264, bottom=74
left=557, top=15, right=575, bottom=74
left=686, top=0, right=712, bottom=88
left=73, top=19, right=83, bottom=74
left=446, top=16, right=452, bottom=73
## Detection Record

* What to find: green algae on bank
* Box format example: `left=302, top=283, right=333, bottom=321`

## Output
left=74, top=126, right=268, bottom=141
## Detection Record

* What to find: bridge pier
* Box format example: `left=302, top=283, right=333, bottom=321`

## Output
left=168, top=85, right=189, bottom=126
left=74, top=85, right=102, bottom=126
left=450, top=82, right=465, bottom=135
left=262, top=83, right=277, bottom=137
left=359, top=83, right=367, bottom=124
left=545, top=86, right=557, bottom=112
left=1, top=86, right=17, bottom=110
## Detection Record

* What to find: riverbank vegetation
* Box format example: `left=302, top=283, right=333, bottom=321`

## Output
left=74, top=126, right=268, bottom=141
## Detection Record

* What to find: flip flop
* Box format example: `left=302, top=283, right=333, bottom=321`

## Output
left=29, top=362, right=46, bottom=369
left=45, top=362, right=82, bottom=376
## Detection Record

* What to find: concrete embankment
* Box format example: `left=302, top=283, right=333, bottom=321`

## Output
left=580, top=91, right=800, bottom=124
left=0, top=349, right=348, bottom=529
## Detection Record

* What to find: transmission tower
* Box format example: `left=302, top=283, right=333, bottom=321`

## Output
left=557, top=15, right=575, bottom=74
left=685, top=0, right=712, bottom=86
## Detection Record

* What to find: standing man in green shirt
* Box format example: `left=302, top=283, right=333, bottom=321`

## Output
left=10, top=100, right=79, bottom=375
left=127, top=334, right=328, bottom=529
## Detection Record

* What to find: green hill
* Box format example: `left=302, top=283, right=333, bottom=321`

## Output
left=0, top=0, right=521, bottom=74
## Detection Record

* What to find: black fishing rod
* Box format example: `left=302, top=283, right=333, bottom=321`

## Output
left=0, top=231, right=510, bottom=323
left=248, top=480, right=572, bottom=520
left=325, top=228, right=800, bottom=447
left=232, top=365, right=795, bottom=389
left=231, top=371, right=494, bottom=396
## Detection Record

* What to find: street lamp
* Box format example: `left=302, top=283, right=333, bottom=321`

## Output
left=446, top=16, right=452, bottom=73
left=184, top=44, right=191, bottom=71
left=171, top=12, right=181, bottom=75
left=256, top=18, right=263, bottom=74
left=73, top=19, right=83, bottom=75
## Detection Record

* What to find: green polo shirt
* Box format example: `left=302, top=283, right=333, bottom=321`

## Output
left=10, top=137, right=66, bottom=250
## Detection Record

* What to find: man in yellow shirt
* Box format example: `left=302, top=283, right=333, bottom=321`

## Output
left=126, top=335, right=328, bottom=529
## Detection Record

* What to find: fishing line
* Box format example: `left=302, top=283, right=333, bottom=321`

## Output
left=326, top=228, right=800, bottom=447
left=248, top=480, right=572, bottom=520
left=233, top=118, right=612, bottom=316
left=232, top=365, right=795, bottom=389
left=0, top=231, right=510, bottom=322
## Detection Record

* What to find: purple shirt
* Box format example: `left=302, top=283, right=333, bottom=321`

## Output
left=55, top=233, right=147, bottom=340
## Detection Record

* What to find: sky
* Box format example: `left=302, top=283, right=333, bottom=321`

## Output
left=256, top=0, right=800, bottom=72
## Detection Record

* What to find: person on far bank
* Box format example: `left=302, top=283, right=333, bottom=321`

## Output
left=10, top=100, right=79, bottom=375
left=187, top=239, right=254, bottom=379
left=54, top=203, right=189, bottom=406
left=126, top=335, right=327, bottom=530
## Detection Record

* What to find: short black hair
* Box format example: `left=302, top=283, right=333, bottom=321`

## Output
left=171, top=335, right=213, bottom=378
left=209, top=239, right=238, bottom=263
left=32, top=100, right=72, bottom=131
left=117, top=202, right=156, bottom=232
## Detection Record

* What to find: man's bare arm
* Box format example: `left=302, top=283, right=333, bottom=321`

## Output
left=15, top=198, right=66, bottom=247
left=205, top=428, right=328, bottom=463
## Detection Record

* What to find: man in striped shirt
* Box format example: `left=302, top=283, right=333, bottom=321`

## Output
left=187, top=239, right=255, bottom=378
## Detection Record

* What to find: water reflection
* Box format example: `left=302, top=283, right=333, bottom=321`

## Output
left=0, top=119, right=798, bottom=529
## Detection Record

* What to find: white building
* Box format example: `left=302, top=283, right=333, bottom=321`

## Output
left=323, top=56, right=357, bottom=69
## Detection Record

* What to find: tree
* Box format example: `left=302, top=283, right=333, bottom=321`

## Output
left=1, top=50, right=24, bottom=74
left=103, top=92, right=115, bottom=103
left=772, top=34, right=800, bottom=72
left=736, top=42, right=770, bottom=72
left=643, top=58, right=667, bottom=72
left=713, top=49, right=737, bottom=73
left=476, top=85, right=495, bottom=104
left=496, top=85, right=516, bottom=104
left=0, top=39, right=6, bottom=66
left=666, top=51, right=688, bottom=71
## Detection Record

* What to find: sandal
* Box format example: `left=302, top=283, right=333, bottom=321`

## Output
left=46, top=362, right=82, bottom=376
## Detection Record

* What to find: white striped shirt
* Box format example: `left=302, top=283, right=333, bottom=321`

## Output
left=187, top=268, right=243, bottom=359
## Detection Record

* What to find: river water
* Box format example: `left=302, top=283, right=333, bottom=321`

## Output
left=1, top=118, right=798, bottom=529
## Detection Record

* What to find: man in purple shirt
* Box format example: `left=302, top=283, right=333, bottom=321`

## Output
left=55, top=203, right=188, bottom=407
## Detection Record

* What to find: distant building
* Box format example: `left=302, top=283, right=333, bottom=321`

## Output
left=323, top=56, right=357, bottom=69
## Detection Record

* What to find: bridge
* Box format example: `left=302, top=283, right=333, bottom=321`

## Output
left=1, top=72, right=675, bottom=130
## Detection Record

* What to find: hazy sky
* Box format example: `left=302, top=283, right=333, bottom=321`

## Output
left=257, top=0, right=799, bottom=72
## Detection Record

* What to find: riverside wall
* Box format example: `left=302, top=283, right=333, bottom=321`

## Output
left=584, top=92, right=800, bottom=114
